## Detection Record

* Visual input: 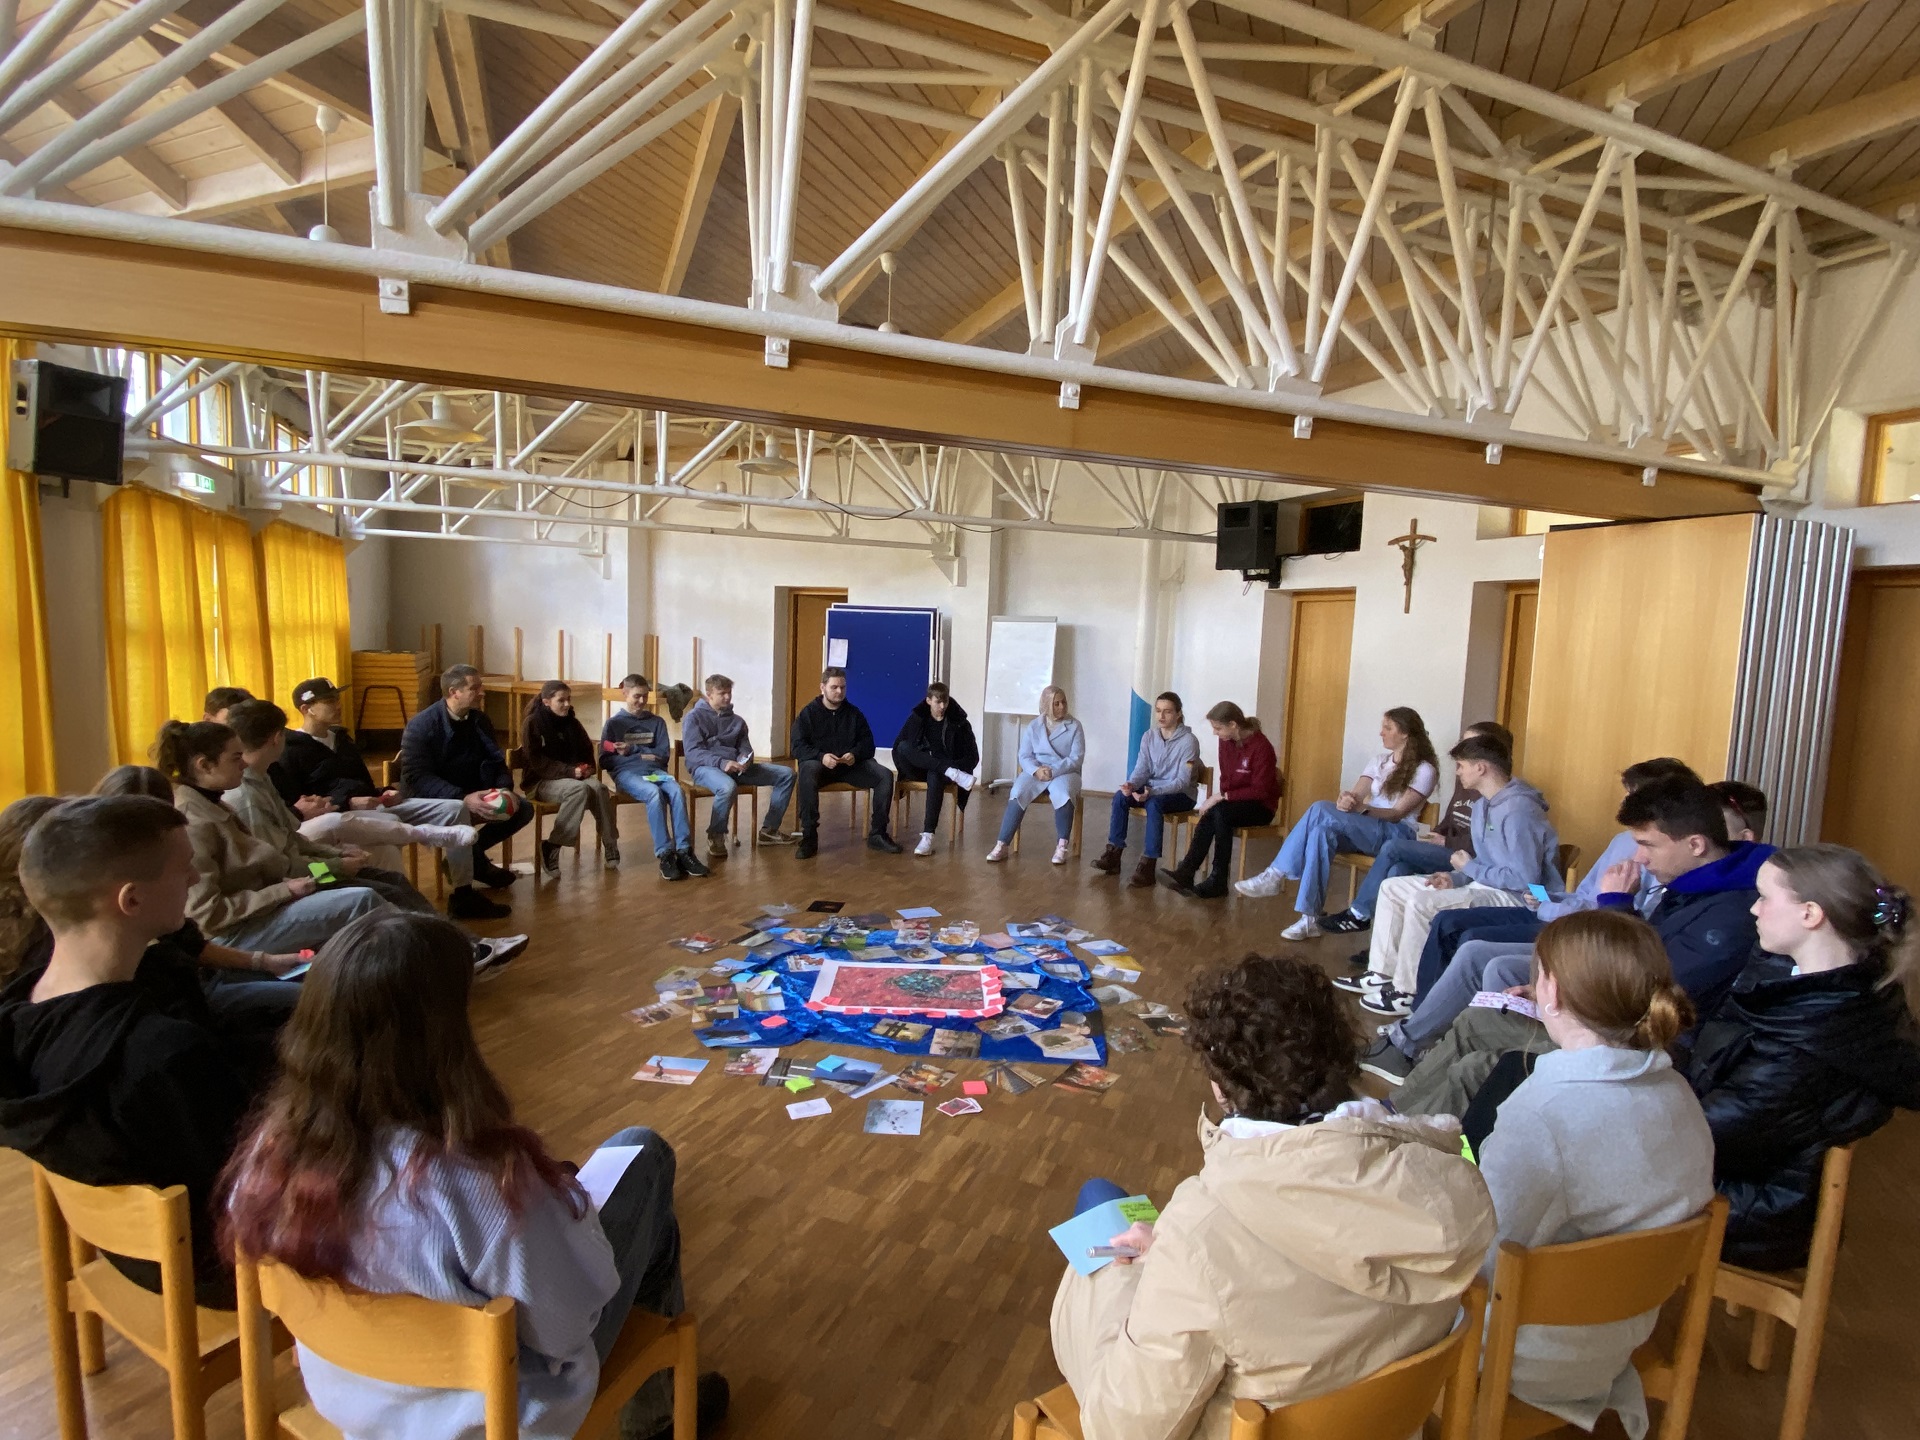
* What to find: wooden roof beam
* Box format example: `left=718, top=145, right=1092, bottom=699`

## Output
left=440, top=10, right=511, bottom=270
left=147, top=0, right=374, bottom=125
left=138, top=30, right=302, bottom=184
left=660, top=91, right=738, bottom=296
left=47, top=87, right=188, bottom=211
left=1504, top=0, right=1867, bottom=148
left=1725, top=74, right=1920, bottom=170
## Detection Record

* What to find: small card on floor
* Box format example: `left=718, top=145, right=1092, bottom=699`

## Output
left=962, top=1080, right=989, bottom=1096
left=786, top=1097, right=831, bottom=1119
left=897, top=905, right=941, bottom=919
left=806, top=899, right=846, bottom=913
left=633, top=1056, right=708, bottom=1086
left=937, top=1097, right=982, bottom=1117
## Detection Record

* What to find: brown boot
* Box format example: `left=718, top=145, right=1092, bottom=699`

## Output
left=1128, top=856, right=1157, bottom=888
left=1091, top=843, right=1124, bottom=874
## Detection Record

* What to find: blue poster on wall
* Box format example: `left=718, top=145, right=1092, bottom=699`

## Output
left=824, top=605, right=939, bottom=748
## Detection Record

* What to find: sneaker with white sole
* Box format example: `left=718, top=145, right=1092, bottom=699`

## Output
left=1280, top=914, right=1322, bottom=941
left=1051, top=840, right=1071, bottom=865
left=985, top=841, right=1010, bottom=863
left=1332, top=971, right=1389, bottom=994
left=424, top=824, right=481, bottom=848
left=1358, top=1036, right=1413, bottom=1085
left=1234, top=870, right=1286, bottom=899
left=1359, top=985, right=1414, bottom=1018
left=914, top=833, right=935, bottom=856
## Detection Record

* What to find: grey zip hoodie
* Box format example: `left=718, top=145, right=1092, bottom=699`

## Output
left=1126, top=724, right=1200, bottom=796
left=1459, top=778, right=1562, bottom=894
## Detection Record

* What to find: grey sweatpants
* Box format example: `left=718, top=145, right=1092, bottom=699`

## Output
left=1391, top=1001, right=1557, bottom=1119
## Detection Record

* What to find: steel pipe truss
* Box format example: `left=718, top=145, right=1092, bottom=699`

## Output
left=114, top=354, right=1311, bottom=554
left=4, top=0, right=1917, bottom=485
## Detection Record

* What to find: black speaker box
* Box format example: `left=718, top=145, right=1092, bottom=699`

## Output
left=1215, top=499, right=1282, bottom=573
left=7, top=360, right=127, bottom=485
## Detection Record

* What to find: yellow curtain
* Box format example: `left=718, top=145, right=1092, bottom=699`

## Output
left=0, top=338, right=57, bottom=802
left=256, top=520, right=353, bottom=714
left=102, top=487, right=271, bottom=765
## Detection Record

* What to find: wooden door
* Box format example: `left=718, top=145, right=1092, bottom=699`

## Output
left=784, top=589, right=846, bottom=749
left=1281, top=590, right=1355, bottom=827
left=1497, top=582, right=1539, bottom=773
left=1823, top=568, right=1920, bottom=894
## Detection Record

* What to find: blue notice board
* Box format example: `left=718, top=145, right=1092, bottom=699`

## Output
left=824, top=605, right=938, bottom=749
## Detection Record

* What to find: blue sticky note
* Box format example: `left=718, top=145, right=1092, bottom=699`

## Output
left=1528, top=884, right=1551, bottom=902
left=817, top=1054, right=863, bottom=1074
left=1047, top=1195, right=1159, bottom=1276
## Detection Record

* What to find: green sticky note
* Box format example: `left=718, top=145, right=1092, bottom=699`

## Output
left=1459, top=1134, right=1477, bottom=1165
left=1117, top=1198, right=1159, bottom=1224
left=307, top=861, right=330, bottom=878
left=784, top=1077, right=814, bottom=1093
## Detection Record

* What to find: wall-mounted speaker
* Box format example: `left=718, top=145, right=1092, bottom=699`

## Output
left=1215, top=499, right=1288, bottom=579
left=7, top=360, right=128, bottom=485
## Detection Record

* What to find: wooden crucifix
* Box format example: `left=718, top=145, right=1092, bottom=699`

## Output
left=1388, top=518, right=1438, bottom=614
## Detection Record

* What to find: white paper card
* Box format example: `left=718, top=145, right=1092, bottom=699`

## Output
left=787, top=1097, right=832, bottom=1119
left=827, top=638, right=849, bottom=667
left=575, top=1144, right=643, bottom=1210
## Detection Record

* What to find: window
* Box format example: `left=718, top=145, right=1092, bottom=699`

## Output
left=272, top=417, right=338, bottom=512
left=1863, top=407, right=1920, bottom=506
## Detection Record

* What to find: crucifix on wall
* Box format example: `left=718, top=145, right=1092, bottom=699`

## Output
left=1388, top=518, right=1438, bottom=614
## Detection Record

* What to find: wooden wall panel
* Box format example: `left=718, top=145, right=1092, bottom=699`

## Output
left=1524, top=515, right=1757, bottom=866
left=1821, top=568, right=1920, bottom=895
left=1280, top=590, right=1355, bottom=828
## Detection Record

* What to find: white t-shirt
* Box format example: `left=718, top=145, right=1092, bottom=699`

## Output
left=1358, top=750, right=1437, bottom=805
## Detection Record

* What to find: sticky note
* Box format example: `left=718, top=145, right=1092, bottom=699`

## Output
left=784, top=1076, right=814, bottom=1093
left=762, top=1016, right=788, bottom=1028
left=962, top=1080, right=989, bottom=1096
left=1528, top=883, right=1551, bottom=901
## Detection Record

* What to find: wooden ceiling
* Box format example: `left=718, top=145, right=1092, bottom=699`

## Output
left=4, top=0, right=1918, bottom=396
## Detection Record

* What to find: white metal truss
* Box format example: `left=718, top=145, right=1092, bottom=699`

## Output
left=112, top=352, right=1316, bottom=554
left=3, top=0, right=1919, bottom=491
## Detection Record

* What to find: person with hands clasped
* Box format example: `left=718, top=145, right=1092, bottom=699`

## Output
left=602, top=675, right=706, bottom=882
left=522, top=681, right=622, bottom=876
left=1047, top=953, right=1494, bottom=1440
left=988, top=686, right=1085, bottom=866
left=789, top=667, right=901, bottom=859
left=1090, top=692, right=1200, bottom=888
left=681, top=674, right=798, bottom=856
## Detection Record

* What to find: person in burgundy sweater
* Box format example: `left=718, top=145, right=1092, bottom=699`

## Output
left=1160, top=702, right=1281, bottom=899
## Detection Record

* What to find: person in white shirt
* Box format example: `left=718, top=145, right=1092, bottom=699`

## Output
left=1234, top=708, right=1440, bottom=940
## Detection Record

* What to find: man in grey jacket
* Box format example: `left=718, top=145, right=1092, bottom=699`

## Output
left=680, top=675, right=797, bottom=859
left=1092, top=692, right=1200, bottom=889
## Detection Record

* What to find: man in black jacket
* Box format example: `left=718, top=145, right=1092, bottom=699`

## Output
left=399, top=666, right=533, bottom=916
left=789, top=667, right=900, bottom=859
left=892, top=682, right=979, bottom=856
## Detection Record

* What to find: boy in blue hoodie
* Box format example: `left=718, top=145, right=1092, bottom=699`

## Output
left=1343, top=735, right=1560, bottom=1017
left=601, top=674, right=708, bottom=882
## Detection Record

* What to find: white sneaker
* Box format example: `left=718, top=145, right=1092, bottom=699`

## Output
left=1280, top=915, right=1323, bottom=941
left=914, top=833, right=935, bottom=856
left=1234, top=870, right=1286, bottom=899
left=426, top=824, right=480, bottom=848
left=986, top=841, right=1010, bottom=863
left=1051, top=840, right=1071, bottom=865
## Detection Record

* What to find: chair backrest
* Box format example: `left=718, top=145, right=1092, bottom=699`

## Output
left=236, top=1252, right=519, bottom=1440
left=1197, top=764, right=1215, bottom=789
left=1556, top=843, right=1582, bottom=886
left=1478, top=1197, right=1729, bottom=1438
left=1261, top=1279, right=1486, bottom=1440
left=35, top=1166, right=192, bottom=1266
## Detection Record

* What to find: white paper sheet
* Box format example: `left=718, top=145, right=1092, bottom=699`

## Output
left=575, top=1143, right=643, bottom=1210
left=827, top=638, right=849, bottom=667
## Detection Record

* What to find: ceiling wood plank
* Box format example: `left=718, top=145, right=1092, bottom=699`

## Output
left=1725, top=73, right=1920, bottom=168
left=661, top=91, right=739, bottom=295
left=441, top=9, right=512, bottom=270
left=139, top=30, right=303, bottom=184
left=48, top=88, right=189, bottom=211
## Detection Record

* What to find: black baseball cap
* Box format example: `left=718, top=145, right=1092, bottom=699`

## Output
left=292, top=678, right=341, bottom=708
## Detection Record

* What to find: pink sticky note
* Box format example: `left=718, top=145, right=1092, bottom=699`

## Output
left=962, top=1080, right=989, bottom=1096
left=762, top=1016, right=788, bottom=1028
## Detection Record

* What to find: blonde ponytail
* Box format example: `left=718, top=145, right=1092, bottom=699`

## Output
left=1632, top=981, right=1695, bottom=1052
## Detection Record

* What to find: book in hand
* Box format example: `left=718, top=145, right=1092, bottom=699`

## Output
left=1048, top=1195, right=1159, bottom=1276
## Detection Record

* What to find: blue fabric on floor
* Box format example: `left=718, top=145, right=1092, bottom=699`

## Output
left=694, top=928, right=1108, bottom=1065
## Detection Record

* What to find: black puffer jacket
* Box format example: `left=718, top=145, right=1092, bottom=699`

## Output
left=893, top=700, right=980, bottom=803
left=1684, top=951, right=1920, bottom=1270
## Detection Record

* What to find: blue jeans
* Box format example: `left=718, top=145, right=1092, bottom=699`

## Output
left=1350, top=836, right=1452, bottom=919
left=213, top=886, right=387, bottom=952
left=1390, top=940, right=1538, bottom=1057
left=1074, top=1177, right=1127, bottom=1216
left=998, top=797, right=1076, bottom=846
left=609, top=768, right=692, bottom=855
left=1106, top=790, right=1195, bottom=860
left=1413, top=907, right=1545, bottom=1002
left=1260, top=801, right=1413, bottom=916
left=691, top=762, right=795, bottom=836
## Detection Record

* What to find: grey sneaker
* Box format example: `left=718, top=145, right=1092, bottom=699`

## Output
left=1358, top=1036, right=1413, bottom=1085
left=706, top=833, right=729, bottom=860
left=758, top=827, right=798, bottom=845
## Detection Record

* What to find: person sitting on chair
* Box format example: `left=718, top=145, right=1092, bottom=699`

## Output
left=522, top=681, right=622, bottom=876
left=601, top=675, right=707, bottom=882
left=1092, top=693, right=1199, bottom=889
left=988, top=686, right=1085, bottom=867
left=203, top=687, right=253, bottom=725
left=892, top=682, right=979, bottom=857
left=790, top=667, right=901, bottom=860
left=1233, top=708, right=1440, bottom=940
left=1048, top=952, right=1494, bottom=1440
left=220, top=910, right=731, bottom=1440
left=399, top=666, right=534, bottom=918
left=681, top=674, right=797, bottom=857
left=1160, top=702, right=1280, bottom=900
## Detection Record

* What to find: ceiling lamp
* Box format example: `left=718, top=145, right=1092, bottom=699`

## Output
left=396, top=394, right=486, bottom=446
left=696, top=481, right=745, bottom=511
left=738, top=432, right=797, bottom=477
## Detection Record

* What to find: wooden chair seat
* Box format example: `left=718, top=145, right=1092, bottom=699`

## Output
left=894, top=779, right=965, bottom=842
left=1233, top=823, right=1286, bottom=881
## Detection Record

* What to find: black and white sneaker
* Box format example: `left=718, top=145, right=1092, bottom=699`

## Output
left=658, top=853, right=683, bottom=881
left=1358, top=1036, right=1413, bottom=1085
left=676, top=849, right=711, bottom=878
left=1321, top=909, right=1371, bottom=934
left=758, top=828, right=798, bottom=845
left=1359, top=985, right=1414, bottom=1018
left=539, top=840, right=562, bottom=876
left=1332, top=971, right=1387, bottom=995
left=472, top=934, right=528, bottom=978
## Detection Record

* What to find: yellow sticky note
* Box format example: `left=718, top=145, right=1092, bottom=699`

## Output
left=784, top=1076, right=814, bottom=1093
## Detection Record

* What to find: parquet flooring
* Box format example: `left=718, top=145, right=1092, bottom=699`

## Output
left=0, top=799, right=1914, bottom=1440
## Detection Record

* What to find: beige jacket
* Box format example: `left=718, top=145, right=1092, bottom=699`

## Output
left=1051, top=1111, right=1496, bottom=1440
left=173, top=784, right=297, bottom=938
left=223, top=768, right=341, bottom=867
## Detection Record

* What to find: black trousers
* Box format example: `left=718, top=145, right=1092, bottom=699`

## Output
left=796, top=758, right=894, bottom=837
left=1178, top=800, right=1276, bottom=881
left=895, top=752, right=971, bottom=832
left=473, top=798, right=534, bottom=862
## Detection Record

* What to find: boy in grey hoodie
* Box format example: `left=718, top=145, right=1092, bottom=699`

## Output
left=1348, top=734, right=1560, bottom=1016
left=1092, top=692, right=1201, bottom=888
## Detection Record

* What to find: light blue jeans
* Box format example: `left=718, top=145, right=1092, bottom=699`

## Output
left=1388, top=943, right=1534, bottom=1057
left=1260, top=801, right=1415, bottom=916
left=690, top=762, right=795, bottom=836
left=213, top=886, right=387, bottom=952
left=609, top=768, right=692, bottom=856
left=1350, top=835, right=1452, bottom=919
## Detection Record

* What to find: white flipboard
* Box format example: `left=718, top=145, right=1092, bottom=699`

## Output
left=984, top=616, right=1057, bottom=793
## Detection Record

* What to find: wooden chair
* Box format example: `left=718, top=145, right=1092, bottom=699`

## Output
left=894, top=779, right=965, bottom=842
left=236, top=1251, right=699, bottom=1440
left=1009, top=795, right=1084, bottom=857
left=1231, top=774, right=1288, bottom=882
left=1714, top=1144, right=1855, bottom=1440
left=31, top=1163, right=285, bottom=1440
left=1012, top=1278, right=1486, bottom=1440
left=1117, top=764, right=1213, bottom=863
left=671, top=740, right=757, bottom=845
left=1330, top=800, right=1441, bottom=905
left=1477, top=1195, right=1729, bottom=1440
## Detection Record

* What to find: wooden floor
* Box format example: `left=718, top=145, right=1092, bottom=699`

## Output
left=0, top=799, right=1915, bottom=1440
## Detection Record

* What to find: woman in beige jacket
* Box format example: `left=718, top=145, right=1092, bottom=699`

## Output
left=1050, top=954, right=1496, bottom=1440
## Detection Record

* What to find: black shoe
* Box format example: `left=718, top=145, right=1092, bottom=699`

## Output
left=1321, top=909, right=1371, bottom=934
left=628, top=1371, right=730, bottom=1440
left=796, top=834, right=818, bottom=859
left=675, top=849, right=711, bottom=878
left=473, top=856, right=518, bottom=890
left=1157, top=866, right=1198, bottom=895
left=1348, top=948, right=1371, bottom=969
left=1192, top=875, right=1229, bottom=899
left=1358, top=1036, right=1413, bottom=1085
left=867, top=832, right=903, bottom=854
left=658, top=853, right=683, bottom=881
left=539, top=840, right=562, bottom=876
left=448, top=885, right=511, bottom=920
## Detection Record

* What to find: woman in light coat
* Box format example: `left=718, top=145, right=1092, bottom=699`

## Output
left=988, top=686, right=1084, bottom=865
left=1049, top=953, right=1495, bottom=1440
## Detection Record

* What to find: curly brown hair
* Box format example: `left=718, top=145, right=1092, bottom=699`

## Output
left=1186, top=954, right=1360, bottom=1121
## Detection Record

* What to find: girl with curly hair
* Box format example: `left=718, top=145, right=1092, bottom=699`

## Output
left=1047, top=952, right=1494, bottom=1440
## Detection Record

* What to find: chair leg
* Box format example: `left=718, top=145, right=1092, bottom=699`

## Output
left=673, top=1316, right=699, bottom=1440
left=1748, top=1311, right=1779, bottom=1371
left=67, top=1237, right=104, bottom=1375
left=1013, top=1401, right=1040, bottom=1440
left=1777, top=1317, right=1823, bottom=1440
left=34, top=1174, right=87, bottom=1440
